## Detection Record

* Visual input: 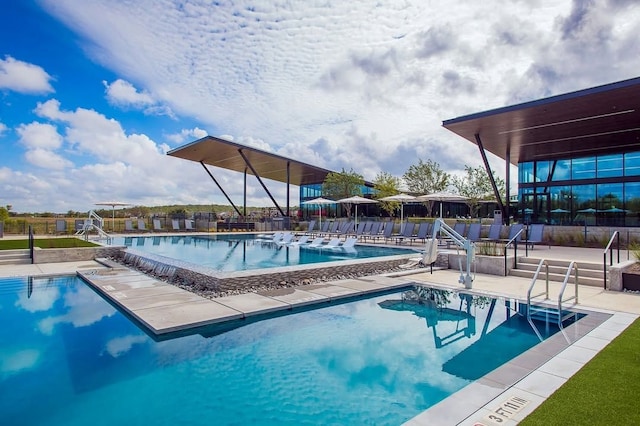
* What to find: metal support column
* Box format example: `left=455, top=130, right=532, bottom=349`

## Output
left=238, top=149, right=285, bottom=216
left=505, top=142, right=510, bottom=225
left=475, top=133, right=506, bottom=223
left=200, top=162, right=243, bottom=217
left=243, top=168, right=247, bottom=219
left=286, top=161, right=290, bottom=217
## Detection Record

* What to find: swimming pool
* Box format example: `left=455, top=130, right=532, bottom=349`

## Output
left=110, top=234, right=414, bottom=272
left=0, top=276, right=570, bottom=425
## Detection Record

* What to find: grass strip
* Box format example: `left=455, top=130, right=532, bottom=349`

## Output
left=521, top=317, right=640, bottom=425
left=0, top=238, right=98, bottom=250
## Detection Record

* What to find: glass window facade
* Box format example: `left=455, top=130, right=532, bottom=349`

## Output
left=518, top=151, right=640, bottom=226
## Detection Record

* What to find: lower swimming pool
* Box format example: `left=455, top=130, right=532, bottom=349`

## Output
left=0, top=276, right=570, bottom=425
left=110, top=234, right=414, bottom=271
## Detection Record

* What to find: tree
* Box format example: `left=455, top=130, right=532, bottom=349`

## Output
left=322, top=168, right=364, bottom=217
left=373, top=171, right=401, bottom=217
left=0, top=206, right=8, bottom=222
left=451, top=165, right=506, bottom=218
left=403, top=159, right=450, bottom=216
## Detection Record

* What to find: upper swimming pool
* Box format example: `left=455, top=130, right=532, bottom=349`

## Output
left=0, top=275, right=577, bottom=425
left=110, top=234, right=414, bottom=272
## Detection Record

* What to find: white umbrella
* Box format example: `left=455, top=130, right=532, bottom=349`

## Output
left=95, top=201, right=130, bottom=231
left=379, top=193, right=416, bottom=230
left=416, top=191, right=468, bottom=217
left=337, top=195, right=379, bottom=229
left=301, top=197, right=336, bottom=230
left=550, top=208, right=570, bottom=213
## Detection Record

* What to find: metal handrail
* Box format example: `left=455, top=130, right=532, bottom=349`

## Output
left=504, top=227, right=525, bottom=275
left=602, top=231, right=619, bottom=289
left=526, top=259, right=550, bottom=303
left=558, top=261, right=579, bottom=319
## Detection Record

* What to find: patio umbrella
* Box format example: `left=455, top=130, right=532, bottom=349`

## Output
left=577, top=208, right=597, bottom=213
left=301, top=197, right=336, bottom=230
left=337, top=195, right=379, bottom=229
left=416, top=191, right=469, bottom=217
left=550, top=208, right=570, bottom=213
left=379, top=193, right=416, bottom=231
left=95, top=201, right=130, bottom=231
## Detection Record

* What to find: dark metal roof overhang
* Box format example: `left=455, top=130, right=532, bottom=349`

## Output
left=167, top=136, right=335, bottom=223
left=442, top=76, right=640, bottom=165
left=442, top=76, right=640, bottom=224
left=167, top=136, right=333, bottom=186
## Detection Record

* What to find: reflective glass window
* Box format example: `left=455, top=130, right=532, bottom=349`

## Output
left=597, top=154, right=623, bottom=178
left=571, top=157, right=595, bottom=180
left=624, top=152, right=640, bottom=176
left=550, top=159, right=571, bottom=181
left=597, top=183, right=623, bottom=211
left=572, top=185, right=596, bottom=225
left=625, top=182, right=640, bottom=226
left=535, top=161, right=550, bottom=182
left=518, top=162, right=534, bottom=183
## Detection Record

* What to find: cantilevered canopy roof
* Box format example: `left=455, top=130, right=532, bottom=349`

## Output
left=167, top=136, right=333, bottom=185
left=443, top=77, right=640, bottom=165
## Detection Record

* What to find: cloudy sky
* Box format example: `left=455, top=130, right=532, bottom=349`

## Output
left=1, top=0, right=639, bottom=213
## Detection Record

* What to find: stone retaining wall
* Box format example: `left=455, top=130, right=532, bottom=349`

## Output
left=33, top=246, right=124, bottom=264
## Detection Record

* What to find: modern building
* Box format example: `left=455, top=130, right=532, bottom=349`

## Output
left=443, top=76, right=640, bottom=227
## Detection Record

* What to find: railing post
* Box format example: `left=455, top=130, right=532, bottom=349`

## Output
left=29, top=225, right=34, bottom=264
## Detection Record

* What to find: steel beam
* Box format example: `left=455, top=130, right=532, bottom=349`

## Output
left=475, top=134, right=506, bottom=223
left=199, top=161, right=242, bottom=217
left=238, top=149, right=285, bottom=216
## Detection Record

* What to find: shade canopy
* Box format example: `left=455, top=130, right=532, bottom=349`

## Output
left=302, top=197, right=336, bottom=229
left=95, top=201, right=130, bottom=230
left=416, top=192, right=468, bottom=217
left=379, top=193, right=416, bottom=229
left=337, top=196, right=378, bottom=228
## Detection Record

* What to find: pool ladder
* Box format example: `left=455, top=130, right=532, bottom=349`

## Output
left=525, top=259, right=580, bottom=341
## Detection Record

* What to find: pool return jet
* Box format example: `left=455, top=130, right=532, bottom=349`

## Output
left=419, top=218, right=475, bottom=289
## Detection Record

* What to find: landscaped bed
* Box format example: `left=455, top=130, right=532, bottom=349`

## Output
left=0, top=238, right=98, bottom=250
left=520, top=317, right=640, bottom=425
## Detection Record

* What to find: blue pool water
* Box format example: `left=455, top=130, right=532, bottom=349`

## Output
left=0, top=276, right=565, bottom=425
left=110, top=234, right=414, bottom=271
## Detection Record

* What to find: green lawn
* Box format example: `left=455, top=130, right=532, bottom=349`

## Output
left=0, top=238, right=99, bottom=250
left=521, top=317, right=640, bottom=425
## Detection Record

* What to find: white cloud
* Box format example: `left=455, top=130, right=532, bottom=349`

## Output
left=3, top=0, right=637, bottom=212
left=165, top=126, right=208, bottom=144
left=0, top=56, right=54, bottom=94
left=17, top=121, right=63, bottom=150
left=104, top=334, right=148, bottom=358
left=0, top=349, right=41, bottom=377
left=24, top=148, right=73, bottom=170
left=103, top=78, right=175, bottom=117
left=0, top=122, right=7, bottom=136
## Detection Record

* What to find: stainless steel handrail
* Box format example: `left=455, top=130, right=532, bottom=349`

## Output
left=558, top=261, right=579, bottom=325
left=504, top=227, right=525, bottom=275
left=602, top=231, right=619, bottom=289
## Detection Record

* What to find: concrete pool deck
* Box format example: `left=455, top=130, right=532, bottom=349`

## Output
left=1, top=243, right=639, bottom=425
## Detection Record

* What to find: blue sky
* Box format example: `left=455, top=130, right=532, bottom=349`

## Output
left=1, top=1, right=640, bottom=213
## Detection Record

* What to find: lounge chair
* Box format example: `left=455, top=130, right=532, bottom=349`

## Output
left=125, top=220, right=134, bottom=232
left=380, top=222, right=396, bottom=243
left=289, top=235, right=310, bottom=246
left=466, top=223, right=481, bottom=242
left=318, top=221, right=330, bottom=236
left=409, top=222, right=431, bottom=244
left=172, top=219, right=180, bottom=231
left=307, top=237, right=326, bottom=247
left=485, top=223, right=502, bottom=241
left=276, top=232, right=294, bottom=245
left=336, top=236, right=358, bottom=250
left=526, top=224, right=545, bottom=248
left=363, top=222, right=381, bottom=241
left=394, top=222, right=416, bottom=244
left=185, top=219, right=195, bottom=231
left=505, top=224, right=525, bottom=243
left=153, top=219, right=163, bottom=231
left=352, top=221, right=367, bottom=238
left=306, top=220, right=316, bottom=235
left=452, top=222, right=466, bottom=237
left=323, top=238, right=341, bottom=248
left=137, top=219, right=147, bottom=232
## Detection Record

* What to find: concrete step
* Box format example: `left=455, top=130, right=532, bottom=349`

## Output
left=518, top=256, right=603, bottom=272
left=515, top=262, right=605, bottom=279
left=509, top=268, right=604, bottom=287
left=0, top=249, right=31, bottom=265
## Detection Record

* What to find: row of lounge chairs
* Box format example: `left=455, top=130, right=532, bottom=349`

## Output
left=269, top=231, right=358, bottom=250
left=124, top=219, right=195, bottom=232
left=304, top=220, right=545, bottom=248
